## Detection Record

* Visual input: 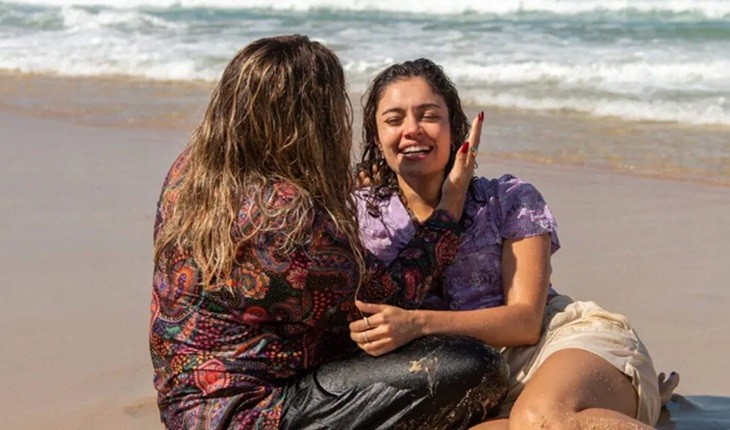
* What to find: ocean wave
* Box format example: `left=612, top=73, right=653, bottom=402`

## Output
left=470, top=92, right=729, bottom=125
left=5, top=0, right=730, bottom=19
left=59, top=6, right=183, bottom=30
left=446, top=60, right=730, bottom=93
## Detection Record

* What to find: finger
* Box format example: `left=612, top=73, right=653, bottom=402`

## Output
left=359, top=337, right=396, bottom=357
left=349, top=328, right=372, bottom=344
left=356, top=169, right=371, bottom=188
left=349, top=312, right=386, bottom=333
left=451, top=140, right=470, bottom=176
left=451, top=112, right=484, bottom=174
left=349, top=317, right=370, bottom=333
left=467, top=111, right=484, bottom=154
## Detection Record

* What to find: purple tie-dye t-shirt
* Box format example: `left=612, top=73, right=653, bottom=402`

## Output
left=357, top=175, right=560, bottom=310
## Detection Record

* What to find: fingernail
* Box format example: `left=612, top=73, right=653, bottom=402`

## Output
left=478, top=111, right=484, bottom=121
left=460, top=141, right=469, bottom=153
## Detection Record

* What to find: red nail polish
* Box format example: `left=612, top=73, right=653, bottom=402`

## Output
left=460, top=141, right=469, bottom=153
left=478, top=111, right=484, bottom=121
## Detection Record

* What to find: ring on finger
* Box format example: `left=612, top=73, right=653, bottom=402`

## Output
left=363, top=316, right=371, bottom=329
left=363, top=332, right=370, bottom=343
left=469, top=146, right=478, bottom=156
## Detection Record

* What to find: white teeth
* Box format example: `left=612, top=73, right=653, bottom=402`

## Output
left=402, top=146, right=430, bottom=154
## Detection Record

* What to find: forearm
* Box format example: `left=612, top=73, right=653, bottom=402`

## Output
left=416, top=303, right=544, bottom=348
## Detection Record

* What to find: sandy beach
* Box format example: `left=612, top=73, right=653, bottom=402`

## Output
left=1, top=74, right=729, bottom=429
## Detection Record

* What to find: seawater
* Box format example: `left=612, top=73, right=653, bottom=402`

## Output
left=1, top=0, right=728, bottom=182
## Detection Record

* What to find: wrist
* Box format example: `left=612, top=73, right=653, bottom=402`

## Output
left=435, top=195, right=466, bottom=221
left=412, top=310, right=430, bottom=336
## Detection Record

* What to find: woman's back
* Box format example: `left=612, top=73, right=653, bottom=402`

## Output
left=151, top=150, right=364, bottom=427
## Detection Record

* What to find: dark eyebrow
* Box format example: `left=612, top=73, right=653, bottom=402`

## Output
left=379, top=103, right=444, bottom=117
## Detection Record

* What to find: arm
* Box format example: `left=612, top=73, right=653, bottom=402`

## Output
left=419, top=233, right=551, bottom=346
left=351, top=233, right=552, bottom=355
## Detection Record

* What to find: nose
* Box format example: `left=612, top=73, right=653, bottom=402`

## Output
left=403, top=114, right=421, bottom=139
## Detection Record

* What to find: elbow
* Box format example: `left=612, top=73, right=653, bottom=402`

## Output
left=521, top=329, right=542, bottom=346
left=520, top=316, right=543, bottom=346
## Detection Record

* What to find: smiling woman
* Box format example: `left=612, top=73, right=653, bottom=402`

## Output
left=376, top=78, right=453, bottom=182
left=355, top=58, right=670, bottom=429
left=360, top=59, right=473, bottom=223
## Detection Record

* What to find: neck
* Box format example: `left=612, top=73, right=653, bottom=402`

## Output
left=397, top=172, right=445, bottom=223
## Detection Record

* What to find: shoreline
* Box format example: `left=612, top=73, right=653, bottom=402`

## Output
left=3, top=70, right=729, bottom=187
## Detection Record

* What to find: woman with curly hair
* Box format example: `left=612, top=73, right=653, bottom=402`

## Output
left=353, top=58, right=670, bottom=429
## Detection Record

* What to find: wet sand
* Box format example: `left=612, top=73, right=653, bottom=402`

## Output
left=1, top=74, right=728, bottom=429
left=3, top=71, right=729, bottom=185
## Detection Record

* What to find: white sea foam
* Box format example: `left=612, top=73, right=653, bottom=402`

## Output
left=59, top=5, right=182, bottom=30
left=471, top=92, right=729, bottom=125
left=6, top=0, right=730, bottom=18
left=445, top=60, right=730, bottom=93
left=1, top=0, right=728, bottom=125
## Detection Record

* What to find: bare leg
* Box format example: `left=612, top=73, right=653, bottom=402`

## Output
left=471, top=348, right=654, bottom=430
left=658, top=371, right=680, bottom=406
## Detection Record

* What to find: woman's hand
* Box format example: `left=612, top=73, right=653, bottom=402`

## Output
left=349, top=300, right=424, bottom=357
left=437, top=111, right=484, bottom=220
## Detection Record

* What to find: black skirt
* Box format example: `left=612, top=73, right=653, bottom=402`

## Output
left=280, top=335, right=508, bottom=430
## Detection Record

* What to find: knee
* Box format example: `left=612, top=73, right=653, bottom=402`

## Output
left=509, top=401, right=574, bottom=430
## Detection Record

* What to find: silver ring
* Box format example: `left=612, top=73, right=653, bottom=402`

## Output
left=469, top=146, right=478, bottom=156
left=363, top=316, right=371, bottom=329
left=364, top=332, right=370, bottom=343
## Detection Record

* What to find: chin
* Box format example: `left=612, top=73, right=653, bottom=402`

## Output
left=398, top=167, right=445, bottom=181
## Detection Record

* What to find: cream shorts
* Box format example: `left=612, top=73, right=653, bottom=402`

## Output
left=498, top=295, right=661, bottom=425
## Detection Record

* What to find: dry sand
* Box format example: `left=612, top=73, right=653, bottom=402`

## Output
left=1, top=75, right=728, bottom=429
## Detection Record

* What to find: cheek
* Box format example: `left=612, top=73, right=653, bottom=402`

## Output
left=436, top=126, right=453, bottom=156
left=381, top=146, right=400, bottom=171
left=376, top=127, right=399, bottom=157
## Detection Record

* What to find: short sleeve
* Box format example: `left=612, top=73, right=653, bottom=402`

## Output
left=497, top=174, right=560, bottom=253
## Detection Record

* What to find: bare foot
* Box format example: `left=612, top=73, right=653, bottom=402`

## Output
left=658, top=371, right=680, bottom=407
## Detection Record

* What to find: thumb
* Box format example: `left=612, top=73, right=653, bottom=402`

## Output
left=355, top=300, right=385, bottom=315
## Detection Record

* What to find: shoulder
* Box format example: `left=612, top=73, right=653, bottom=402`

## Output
left=160, top=147, right=191, bottom=195
left=467, top=174, right=539, bottom=202
left=483, top=174, right=548, bottom=208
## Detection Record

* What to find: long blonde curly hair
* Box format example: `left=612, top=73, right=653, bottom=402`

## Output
left=154, top=34, right=364, bottom=289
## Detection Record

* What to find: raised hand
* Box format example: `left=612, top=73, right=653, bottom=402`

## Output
left=436, top=111, right=484, bottom=220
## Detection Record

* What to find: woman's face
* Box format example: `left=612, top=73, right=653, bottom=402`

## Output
left=375, top=77, right=452, bottom=182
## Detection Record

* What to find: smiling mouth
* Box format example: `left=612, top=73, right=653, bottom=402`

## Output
left=400, top=145, right=432, bottom=156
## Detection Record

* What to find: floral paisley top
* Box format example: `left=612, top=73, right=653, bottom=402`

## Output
left=357, top=175, right=561, bottom=310
left=149, top=151, right=463, bottom=429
